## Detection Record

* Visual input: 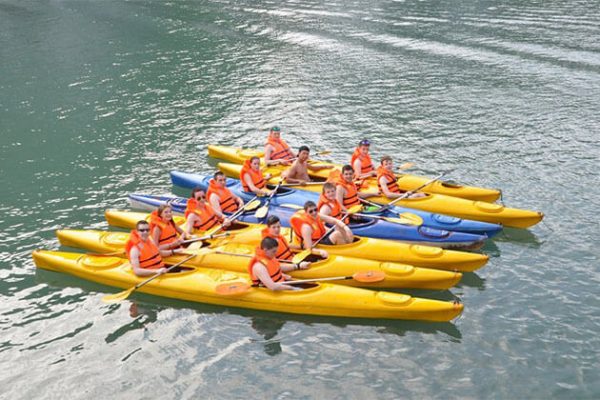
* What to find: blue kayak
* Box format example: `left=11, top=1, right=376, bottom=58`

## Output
left=129, top=193, right=487, bottom=249
left=170, top=170, right=502, bottom=237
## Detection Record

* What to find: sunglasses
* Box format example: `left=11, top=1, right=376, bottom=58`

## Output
left=138, top=228, right=150, bottom=232
left=307, top=208, right=317, bottom=214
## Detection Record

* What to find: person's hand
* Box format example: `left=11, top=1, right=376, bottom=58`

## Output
left=318, top=249, right=328, bottom=259
left=281, top=159, right=292, bottom=166
left=265, top=173, right=273, bottom=180
left=157, top=267, right=168, bottom=275
left=223, top=218, right=232, bottom=228
left=299, top=261, right=311, bottom=270
left=299, top=180, right=306, bottom=186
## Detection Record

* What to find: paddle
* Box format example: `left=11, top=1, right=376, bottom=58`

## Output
left=254, top=181, right=283, bottom=219
left=397, top=162, right=415, bottom=170
left=376, top=171, right=450, bottom=212
left=180, top=232, right=231, bottom=245
left=291, top=205, right=361, bottom=265
left=351, top=213, right=422, bottom=226
left=207, top=197, right=261, bottom=236
left=101, top=254, right=197, bottom=303
left=215, top=251, right=298, bottom=264
left=280, top=181, right=326, bottom=187
left=214, top=270, right=385, bottom=295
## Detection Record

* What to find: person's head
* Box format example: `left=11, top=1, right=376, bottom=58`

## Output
left=157, top=204, right=173, bottom=220
left=380, top=155, right=393, bottom=170
left=303, top=201, right=318, bottom=218
left=136, top=220, right=151, bottom=238
left=297, top=145, right=310, bottom=161
left=322, top=182, right=336, bottom=200
left=269, top=126, right=281, bottom=139
left=260, top=237, right=279, bottom=258
left=358, top=139, right=370, bottom=154
left=249, top=156, right=260, bottom=171
left=341, top=165, right=354, bottom=182
left=266, top=215, right=281, bottom=235
left=213, top=171, right=227, bottom=187
left=191, top=187, right=205, bottom=201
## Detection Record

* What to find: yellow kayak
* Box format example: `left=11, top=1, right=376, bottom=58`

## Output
left=32, top=250, right=463, bottom=322
left=104, top=210, right=489, bottom=272
left=56, top=229, right=462, bottom=290
left=208, top=144, right=501, bottom=202
left=218, top=162, right=544, bottom=229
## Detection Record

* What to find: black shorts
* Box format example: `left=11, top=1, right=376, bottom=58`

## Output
left=319, top=234, right=334, bottom=246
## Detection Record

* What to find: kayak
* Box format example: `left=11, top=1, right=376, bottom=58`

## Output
left=56, top=229, right=463, bottom=290
left=128, top=193, right=489, bottom=249
left=207, top=144, right=501, bottom=202
left=216, top=163, right=544, bottom=229
left=169, top=170, right=503, bottom=237
left=32, top=250, right=464, bottom=322
left=104, top=210, right=490, bottom=272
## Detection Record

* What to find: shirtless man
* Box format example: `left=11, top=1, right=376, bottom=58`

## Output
left=281, top=146, right=332, bottom=185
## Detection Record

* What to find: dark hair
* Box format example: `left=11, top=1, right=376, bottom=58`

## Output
left=341, top=165, right=354, bottom=174
left=303, top=200, right=317, bottom=211
left=322, top=182, right=336, bottom=192
left=213, top=171, right=226, bottom=180
left=380, top=155, right=392, bottom=164
left=298, top=145, right=310, bottom=154
left=136, top=220, right=149, bottom=230
left=191, top=187, right=204, bottom=198
left=266, top=215, right=281, bottom=226
left=249, top=156, right=260, bottom=163
left=261, top=237, right=279, bottom=250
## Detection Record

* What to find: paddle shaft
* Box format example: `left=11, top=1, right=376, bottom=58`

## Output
left=215, top=251, right=298, bottom=264
left=283, top=276, right=353, bottom=285
left=386, top=172, right=446, bottom=207
left=180, top=232, right=230, bottom=244
left=132, top=254, right=196, bottom=290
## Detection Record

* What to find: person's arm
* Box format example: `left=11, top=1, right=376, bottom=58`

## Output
left=379, top=175, right=398, bottom=199
left=320, top=214, right=347, bottom=228
left=318, top=204, right=332, bottom=218
left=282, top=164, right=306, bottom=185
left=252, top=263, right=296, bottom=291
left=301, top=224, right=315, bottom=250
left=209, top=193, right=225, bottom=219
left=353, top=159, right=363, bottom=180
left=307, top=164, right=333, bottom=172
left=183, top=215, right=196, bottom=235
left=243, top=173, right=267, bottom=196
left=131, top=247, right=167, bottom=277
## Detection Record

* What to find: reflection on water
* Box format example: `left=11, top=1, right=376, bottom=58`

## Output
left=104, top=302, right=158, bottom=344
left=250, top=315, right=286, bottom=356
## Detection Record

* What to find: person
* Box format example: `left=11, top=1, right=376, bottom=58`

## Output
left=183, top=187, right=231, bottom=234
left=240, top=156, right=271, bottom=196
left=126, top=220, right=184, bottom=277
left=334, top=165, right=378, bottom=211
left=264, top=126, right=294, bottom=166
left=262, top=215, right=314, bottom=267
left=281, top=145, right=332, bottom=185
left=377, top=156, right=426, bottom=199
left=206, top=171, right=244, bottom=219
left=248, top=237, right=299, bottom=291
left=319, top=181, right=355, bottom=223
left=149, top=204, right=189, bottom=251
left=290, top=201, right=353, bottom=251
left=351, top=139, right=377, bottom=180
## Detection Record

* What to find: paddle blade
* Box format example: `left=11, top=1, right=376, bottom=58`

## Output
left=353, top=270, right=386, bottom=283
left=316, top=150, right=331, bottom=156
left=292, top=250, right=311, bottom=264
left=347, top=205, right=362, bottom=214
left=254, top=205, right=269, bottom=219
left=398, top=162, right=415, bottom=170
left=215, top=281, right=251, bottom=296
left=101, top=287, right=134, bottom=304
left=244, top=199, right=261, bottom=211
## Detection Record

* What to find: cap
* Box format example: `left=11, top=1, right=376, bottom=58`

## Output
left=270, top=126, right=281, bottom=132
left=359, top=139, right=371, bottom=146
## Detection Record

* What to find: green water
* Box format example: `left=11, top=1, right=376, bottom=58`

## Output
left=1, top=0, right=599, bottom=398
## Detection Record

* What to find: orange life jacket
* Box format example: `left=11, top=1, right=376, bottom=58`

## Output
left=261, top=228, right=294, bottom=261
left=377, top=165, right=401, bottom=194
left=290, top=210, right=327, bottom=247
left=184, top=198, right=220, bottom=231
left=265, top=136, right=294, bottom=160
left=350, top=148, right=374, bottom=175
left=206, top=179, right=238, bottom=213
left=240, top=159, right=266, bottom=192
left=149, top=210, right=179, bottom=246
left=317, top=193, right=347, bottom=223
left=336, top=177, right=361, bottom=208
left=125, top=230, right=165, bottom=269
left=248, top=247, right=284, bottom=286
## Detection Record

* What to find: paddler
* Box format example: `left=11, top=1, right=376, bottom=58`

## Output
left=264, top=126, right=294, bottom=166
left=318, top=182, right=350, bottom=225
left=351, top=139, right=377, bottom=180
left=378, top=156, right=426, bottom=199
left=335, top=165, right=378, bottom=212
left=207, top=171, right=244, bottom=219
left=127, top=220, right=185, bottom=277
left=281, top=145, right=333, bottom=185
left=240, top=156, right=272, bottom=196
left=248, top=237, right=299, bottom=291
left=290, top=201, right=353, bottom=249
left=262, top=215, right=313, bottom=267
left=149, top=204, right=190, bottom=251
left=183, top=187, right=231, bottom=235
